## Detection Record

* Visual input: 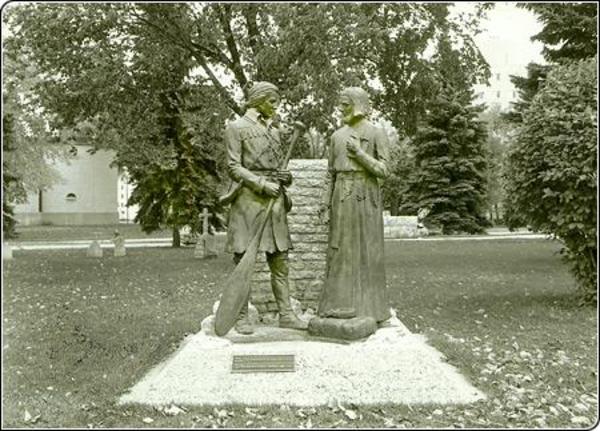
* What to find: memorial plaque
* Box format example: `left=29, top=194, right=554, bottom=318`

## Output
left=231, top=354, right=295, bottom=373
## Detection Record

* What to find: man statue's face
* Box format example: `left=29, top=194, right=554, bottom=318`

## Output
left=256, top=92, right=280, bottom=120
left=339, top=95, right=355, bottom=124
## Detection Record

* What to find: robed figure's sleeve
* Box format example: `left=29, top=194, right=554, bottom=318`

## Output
left=352, top=127, right=389, bottom=178
left=225, top=125, right=266, bottom=194
left=321, top=135, right=336, bottom=211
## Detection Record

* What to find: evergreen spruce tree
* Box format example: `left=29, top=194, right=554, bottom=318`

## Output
left=400, top=34, right=489, bottom=234
left=401, top=84, right=489, bottom=234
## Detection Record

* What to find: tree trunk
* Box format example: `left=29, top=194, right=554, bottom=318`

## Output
left=172, top=227, right=181, bottom=248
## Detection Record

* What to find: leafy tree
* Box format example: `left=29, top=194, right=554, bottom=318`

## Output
left=4, top=3, right=490, bottom=240
left=504, top=57, right=597, bottom=303
left=479, top=103, right=516, bottom=224
left=503, top=3, right=597, bottom=231
left=2, top=43, right=72, bottom=238
left=4, top=4, right=229, bottom=245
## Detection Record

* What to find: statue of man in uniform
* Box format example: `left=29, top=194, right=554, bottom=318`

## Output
left=222, top=81, right=308, bottom=334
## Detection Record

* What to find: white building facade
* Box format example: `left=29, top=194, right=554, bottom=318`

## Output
left=13, top=145, right=120, bottom=225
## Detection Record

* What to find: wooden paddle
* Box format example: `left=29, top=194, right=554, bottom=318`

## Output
left=214, top=121, right=305, bottom=336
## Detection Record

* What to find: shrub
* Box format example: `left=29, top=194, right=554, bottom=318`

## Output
left=504, top=56, right=597, bottom=303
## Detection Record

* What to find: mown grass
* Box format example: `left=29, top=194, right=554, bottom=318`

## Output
left=2, top=239, right=597, bottom=428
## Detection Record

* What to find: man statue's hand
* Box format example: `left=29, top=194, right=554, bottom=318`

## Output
left=263, top=181, right=281, bottom=198
left=346, top=139, right=360, bottom=158
left=275, top=170, right=293, bottom=186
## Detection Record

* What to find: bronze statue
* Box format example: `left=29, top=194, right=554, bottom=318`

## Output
left=220, top=81, right=308, bottom=335
left=317, top=87, right=391, bottom=325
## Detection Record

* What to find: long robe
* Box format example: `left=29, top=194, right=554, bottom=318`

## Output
left=317, top=119, right=391, bottom=322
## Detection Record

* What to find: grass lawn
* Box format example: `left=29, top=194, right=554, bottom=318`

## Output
left=10, top=224, right=173, bottom=242
left=2, top=239, right=597, bottom=428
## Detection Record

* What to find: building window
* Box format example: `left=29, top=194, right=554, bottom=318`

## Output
left=496, top=91, right=501, bottom=98
left=65, top=193, right=77, bottom=201
left=496, top=73, right=500, bottom=81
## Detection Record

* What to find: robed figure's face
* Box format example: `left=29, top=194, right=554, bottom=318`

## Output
left=338, top=95, right=353, bottom=123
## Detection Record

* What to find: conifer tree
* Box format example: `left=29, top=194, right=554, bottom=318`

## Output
left=400, top=83, right=489, bottom=234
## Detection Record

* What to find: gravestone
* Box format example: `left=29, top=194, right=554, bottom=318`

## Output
left=113, top=230, right=126, bottom=257
left=194, top=208, right=218, bottom=259
left=87, top=240, right=103, bottom=258
left=3, top=243, right=13, bottom=260
left=251, top=159, right=329, bottom=315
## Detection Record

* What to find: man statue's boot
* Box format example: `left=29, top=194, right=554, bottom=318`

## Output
left=272, top=278, right=308, bottom=330
left=267, top=251, right=307, bottom=330
left=234, top=296, right=254, bottom=335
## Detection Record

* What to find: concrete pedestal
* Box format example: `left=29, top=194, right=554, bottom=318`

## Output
left=119, top=309, right=485, bottom=407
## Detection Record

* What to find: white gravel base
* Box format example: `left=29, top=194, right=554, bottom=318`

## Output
left=119, top=312, right=485, bottom=407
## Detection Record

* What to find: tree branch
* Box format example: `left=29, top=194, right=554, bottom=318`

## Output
left=216, top=4, right=248, bottom=91
left=242, top=6, right=263, bottom=62
left=195, top=54, right=243, bottom=116
left=129, top=7, right=242, bottom=115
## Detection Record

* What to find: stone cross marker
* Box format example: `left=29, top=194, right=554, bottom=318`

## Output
left=194, top=208, right=217, bottom=259
left=113, top=230, right=126, bottom=257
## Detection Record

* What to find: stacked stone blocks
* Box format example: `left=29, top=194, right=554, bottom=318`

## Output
left=251, top=159, right=329, bottom=314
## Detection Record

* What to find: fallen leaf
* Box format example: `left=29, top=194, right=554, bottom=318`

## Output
left=383, top=417, right=396, bottom=427
left=214, top=408, right=228, bottom=419
left=344, top=409, right=358, bottom=420
left=571, top=416, right=589, bottom=425
left=164, top=405, right=185, bottom=416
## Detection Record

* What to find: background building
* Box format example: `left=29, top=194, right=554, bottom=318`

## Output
left=470, top=2, right=545, bottom=111
left=13, top=145, right=120, bottom=225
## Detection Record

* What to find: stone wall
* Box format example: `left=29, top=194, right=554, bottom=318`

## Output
left=251, top=159, right=329, bottom=314
left=383, top=212, right=429, bottom=239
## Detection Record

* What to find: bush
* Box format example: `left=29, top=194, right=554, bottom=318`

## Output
left=504, top=56, right=597, bottom=303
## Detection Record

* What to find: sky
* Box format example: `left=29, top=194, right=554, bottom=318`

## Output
left=457, top=2, right=546, bottom=73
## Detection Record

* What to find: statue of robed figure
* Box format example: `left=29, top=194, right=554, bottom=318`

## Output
left=317, top=87, right=391, bottom=325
